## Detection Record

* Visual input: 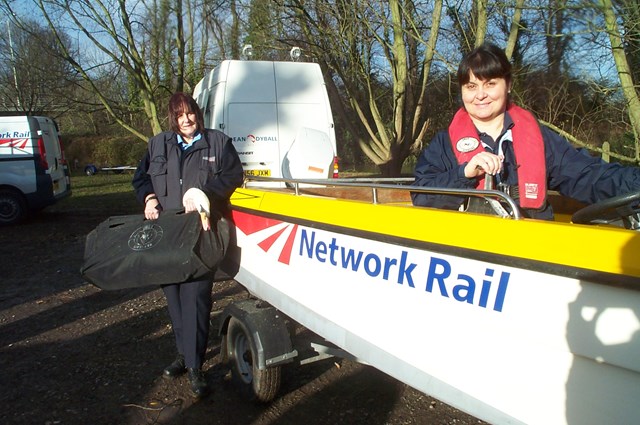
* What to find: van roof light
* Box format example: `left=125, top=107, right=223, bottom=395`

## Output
left=242, top=45, right=253, bottom=60
left=290, top=47, right=301, bottom=61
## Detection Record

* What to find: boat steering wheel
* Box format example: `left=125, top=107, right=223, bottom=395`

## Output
left=571, top=190, right=640, bottom=230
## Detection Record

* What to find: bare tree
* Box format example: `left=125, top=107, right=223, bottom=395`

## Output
left=475, top=0, right=489, bottom=46
left=26, top=0, right=164, bottom=139
left=285, top=0, right=443, bottom=176
left=203, top=0, right=242, bottom=62
left=504, top=0, right=525, bottom=59
left=530, top=0, right=640, bottom=164
left=1, top=0, right=638, bottom=168
left=0, top=20, right=78, bottom=116
left=603, top=0, right=640, bottom=162
left=1, top=0, right=220, bottom=140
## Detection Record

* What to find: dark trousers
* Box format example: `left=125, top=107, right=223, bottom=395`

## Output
left=162, top=279, right=213, bottom=369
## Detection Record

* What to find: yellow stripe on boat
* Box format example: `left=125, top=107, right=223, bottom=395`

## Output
left=231, top=187, right=640, bottom=281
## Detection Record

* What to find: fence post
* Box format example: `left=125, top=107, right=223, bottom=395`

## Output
left=602, top=141, right=610, bottom=163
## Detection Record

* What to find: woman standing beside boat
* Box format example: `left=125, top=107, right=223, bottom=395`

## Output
left=132, top=92, right=244, bottom=398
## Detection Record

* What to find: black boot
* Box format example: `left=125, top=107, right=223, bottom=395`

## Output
left=162, top=354, right=186, bottom=379
left=187, top=368, right=209, bottom=398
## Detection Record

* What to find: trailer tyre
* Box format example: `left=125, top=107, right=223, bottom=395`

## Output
left=225, top=317, right=281, bottom=402
left=0, top=189, right=27, bottom=226
left=84, top=165, right=98, bottom=176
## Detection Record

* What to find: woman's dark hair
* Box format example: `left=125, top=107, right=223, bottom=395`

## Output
left=457, top=43, right=512, bottom=87
left=167, top=92, right=205, bottom=135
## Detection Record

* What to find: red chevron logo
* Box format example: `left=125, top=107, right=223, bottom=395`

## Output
left=0, top=138, right=29, bottom=149
left=231, top=210, right=298, bottom=265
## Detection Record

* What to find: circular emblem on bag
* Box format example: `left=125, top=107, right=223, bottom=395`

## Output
left=128, top=223, right=164, bottom=251
left=456, top=137, right=480, bottom=153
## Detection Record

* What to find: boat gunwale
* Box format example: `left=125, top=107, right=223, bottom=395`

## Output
left=230, top=204, right=640, bottom=290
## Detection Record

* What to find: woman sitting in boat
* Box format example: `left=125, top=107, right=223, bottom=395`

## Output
left=411, top=43, right=640, bottom=220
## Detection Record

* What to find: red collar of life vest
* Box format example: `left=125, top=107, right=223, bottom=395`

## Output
left=448, top=104, right=547, bottom=209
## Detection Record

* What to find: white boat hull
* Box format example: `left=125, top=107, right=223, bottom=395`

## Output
left=230, top=208, right=640, bottom=425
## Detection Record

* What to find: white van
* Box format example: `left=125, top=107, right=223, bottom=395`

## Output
left=0, top=116, right=71, bottom=225
left=193, top=60, right=338, bottom=183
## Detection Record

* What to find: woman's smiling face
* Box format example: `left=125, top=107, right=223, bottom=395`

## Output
left=177, top=111, right=197, bottom=139
left=461, top=71, right=511, bottom=124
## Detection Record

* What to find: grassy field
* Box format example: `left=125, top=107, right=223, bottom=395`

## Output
left=51, top=172, right=140, bottom=215
left=52, top=168, right=411, bottom=217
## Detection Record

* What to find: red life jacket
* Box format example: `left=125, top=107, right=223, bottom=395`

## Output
left=448, top=104, right=547, bottom=209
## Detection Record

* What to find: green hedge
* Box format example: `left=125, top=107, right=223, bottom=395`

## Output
left=63, top=136, right=147, bottom=169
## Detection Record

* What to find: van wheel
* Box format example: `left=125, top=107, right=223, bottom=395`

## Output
left=0, top=190, right=27, bottom=226
left=225, top=317, right=281, bottom=402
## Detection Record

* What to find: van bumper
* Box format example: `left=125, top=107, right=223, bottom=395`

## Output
left=26, top=174, right=71, bottom=211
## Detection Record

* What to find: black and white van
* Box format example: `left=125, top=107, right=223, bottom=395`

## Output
left=0, top=115, right=71, bottom=225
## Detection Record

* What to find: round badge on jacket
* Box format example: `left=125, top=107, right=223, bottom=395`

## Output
left=456, top=137, right=480, bottom=153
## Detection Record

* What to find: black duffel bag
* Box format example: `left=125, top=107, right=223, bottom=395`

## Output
left=81, top=210, right=230, bottom=290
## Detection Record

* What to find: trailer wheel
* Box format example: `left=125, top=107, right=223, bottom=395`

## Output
left=226, top=316, right=281, bottom=402
left=84, top=165, right=98, bottom=176
left=0, top=189, right=27, bottom=226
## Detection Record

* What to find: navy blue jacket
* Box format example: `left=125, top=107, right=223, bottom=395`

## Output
left=132, top=129, right=244, bottom=212
left=412, top=113, right=640, bottom=220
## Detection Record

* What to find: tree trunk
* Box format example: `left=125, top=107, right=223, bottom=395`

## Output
left=504, top=0, right=524, bottom=60
left=600, top=0, right=640, bottom=161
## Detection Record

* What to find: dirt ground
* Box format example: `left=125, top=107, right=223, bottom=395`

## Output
left=0, top=195, right=487, bottom=425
